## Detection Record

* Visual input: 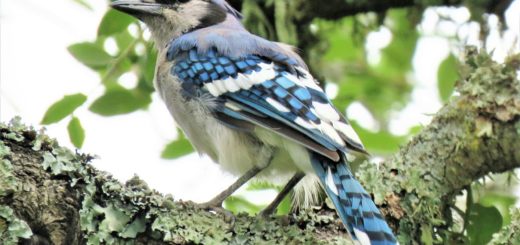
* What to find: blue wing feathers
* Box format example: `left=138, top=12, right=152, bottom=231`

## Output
left=172, top=48, right=343, bottom=150
left=310, top=153, right=397, bottom=244
left=227, top=93, right=338, bottom=151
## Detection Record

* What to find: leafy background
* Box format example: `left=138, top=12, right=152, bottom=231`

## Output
left=1, top=0, right=519, bottom=244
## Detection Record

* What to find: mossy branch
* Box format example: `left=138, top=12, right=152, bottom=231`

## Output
left=0, top=48, right=519, bottom=244
left=0, top=120, right=352, bottom=244
left=358, top=47, right=520, bottom=243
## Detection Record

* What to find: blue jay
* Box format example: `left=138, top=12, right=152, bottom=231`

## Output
left=112, top=1, right=397, bottom=244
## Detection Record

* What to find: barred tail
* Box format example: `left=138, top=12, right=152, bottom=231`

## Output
left=310, top=153, right=397, bottom=245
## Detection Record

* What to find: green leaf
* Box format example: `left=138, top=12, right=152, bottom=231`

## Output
left=377, top=9, right=419, bottom=77
left=350, top=121, right=406, bottom=154
left=161, top=138, right=194, bottom=159
left=276, top=195, right=291, bottom=215
left=114, top=30, right=134, bottom=51
left=67, top=117, right=85, bottom=148
left=143, top=48, right=158, bottom=85
left=224, top=196, right=262, bottom=215
left=98, top=9, right=136, bottom=37
left=321, top=18, right=364, bottom=62
left=247, top=181, right=280, bottom=191
left=41, top=93, right=87, bottom=125
left=89, top=88, right=151, bottom=116
left=68, top=42, right=113, bottom=68
left=467, top=203, right=503, bottom=245
left=479, top=193, right=516, bottom=225
left=437, top=54, right=459, bottom=102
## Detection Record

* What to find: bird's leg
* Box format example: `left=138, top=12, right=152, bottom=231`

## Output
left=199, top=165, right=267, bottom=208
left=259, top=172, right=305, bottom=217
left=196, top=165, right=268, bottom=225
left=197, top=149, right=274, bottom=225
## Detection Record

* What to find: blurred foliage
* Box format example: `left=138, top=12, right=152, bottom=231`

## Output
left=438, top=54, right=460, bottom=102
left=224, top=181, right=292, bottom=215
left=467, top=204, right=503, bottom=244
left=40, top=0, right=519, bottom=243
left=161, top=131, right=194, bottom=159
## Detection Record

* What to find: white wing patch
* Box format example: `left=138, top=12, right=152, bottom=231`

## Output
left=353, top=228, right=371, bottom=245
left=204, top=83, right=220, bottom=97
left=326, top=167, right=339, bottom=196
left=319, top=123, right=346, bottom=146
left=332, top=121, right=363, bottom=146
left=266, top=98, right=290, bottom=113
left=214, top=80, right=227, bottom=94
left=288, top=67, right=322, bottom=91
left=249, top=63, right=277, bottom=83
left=235, top=74, right=251, bottom=89
left=204, top=63, right=276, bottom=97
left=313, top=102, right=340, bottom=122
left=224, top=78, right=241, bottom=92
left=203, top=63, right=277, bottom=97
left=294, top=117, right=316, bottom=129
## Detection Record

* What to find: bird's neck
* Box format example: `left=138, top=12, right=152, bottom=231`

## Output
left=152, top=13, right=246, bottom=49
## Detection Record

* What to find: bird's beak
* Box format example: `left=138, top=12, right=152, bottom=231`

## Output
left=110, top=0, right=162, bottom=17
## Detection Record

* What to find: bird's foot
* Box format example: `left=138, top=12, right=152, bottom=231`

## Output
left=258, top=205, right=277, bottom=218
left=196, top=200, right=236, bottom=226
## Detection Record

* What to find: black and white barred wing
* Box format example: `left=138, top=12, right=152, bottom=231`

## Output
left=171, top=49, right=366, bottom=161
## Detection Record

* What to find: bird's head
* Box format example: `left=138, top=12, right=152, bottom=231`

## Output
left=111, top=0, right=241, bottom=47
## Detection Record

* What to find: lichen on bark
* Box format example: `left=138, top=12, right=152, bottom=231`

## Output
left=0, top=118, right=353, bottom=244
left=357, top=47, right=520, bottom=243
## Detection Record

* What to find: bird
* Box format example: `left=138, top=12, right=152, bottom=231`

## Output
left=111, top=0, right=397, bottom=244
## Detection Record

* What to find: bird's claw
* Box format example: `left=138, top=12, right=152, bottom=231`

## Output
left=196, top=201, right=236, bottom=227
left=258, top=206, right=276, bottom=218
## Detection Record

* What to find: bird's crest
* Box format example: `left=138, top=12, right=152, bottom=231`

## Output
left=212, top=0, right=242, bottom=19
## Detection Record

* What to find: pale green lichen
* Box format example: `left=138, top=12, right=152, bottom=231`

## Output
left=0, top=206, right=33, bottom=245
left=459, top=48, right=520, bottom=122
left=0, top=142, right=16, bottom=198
left=0, top=130, right=33, bottom=244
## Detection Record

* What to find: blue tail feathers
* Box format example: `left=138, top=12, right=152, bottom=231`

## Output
left=310, top=153, right=397, bottom=245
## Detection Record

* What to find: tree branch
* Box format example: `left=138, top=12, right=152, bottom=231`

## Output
left=228, top=0, right=515, bottom=22
left=359, top=48, right=520, bottom=242
left=0, top=122, right=352, bottom=244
